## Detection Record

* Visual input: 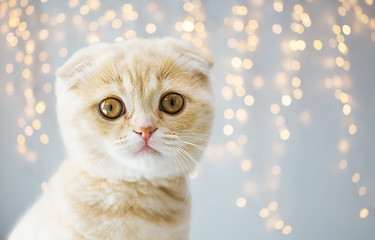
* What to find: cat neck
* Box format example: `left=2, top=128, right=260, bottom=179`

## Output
left=62, top=158, right=189, bottom=190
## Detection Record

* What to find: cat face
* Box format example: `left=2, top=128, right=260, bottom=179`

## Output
left=55, top=38, right=214, bottom=181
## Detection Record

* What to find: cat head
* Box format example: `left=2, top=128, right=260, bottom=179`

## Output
left=55, top=38, right=214, bottom=181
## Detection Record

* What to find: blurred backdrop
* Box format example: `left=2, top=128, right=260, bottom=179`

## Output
left=1, top=0, right=375, bottom=239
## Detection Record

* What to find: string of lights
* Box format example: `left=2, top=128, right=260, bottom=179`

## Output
left=1, top=0, right=375, bottom=239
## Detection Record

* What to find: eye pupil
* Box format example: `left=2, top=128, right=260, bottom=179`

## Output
left=109, top=104, right=113, bottom=111
left=170, top=99, right=175, bottom=106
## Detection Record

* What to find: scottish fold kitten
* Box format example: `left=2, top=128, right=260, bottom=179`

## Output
left=10, top=37, right=214, bottom=240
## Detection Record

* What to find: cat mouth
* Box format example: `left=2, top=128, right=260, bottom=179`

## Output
left=135, top=145, right=161, bottom=156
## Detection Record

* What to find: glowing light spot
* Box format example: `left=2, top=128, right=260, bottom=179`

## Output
left=189, top=170, right=198, bottom=179
left=272, top=24, right=282, bottom=35
left=300, top=111, right=311, bottom=124
left=36, top=101, right=46, bottom=114
left=282, top=225, right=292, bottom=235
left=236, top=109, right=248, bottom=123
left=338, top=42, right=348, bottom=54
left=231, top=57, right=242, bottom=68
left=259, top=208, right=270, bottom=218
left=26, top=151, right=37, bottom=162
left=233, top=5, right=248, bottom=16
left=253, top=76, right=264, bottom=89
left=348, top=124, right=357, bottom=135
left=223, top=125, right=234, bottom=136
left=26, top=40, right=35, bottom=54
left=40, top=134, right=49, bottom=144
left=145, top=23, right=156, bottom=34
left=273, top=0, right=283, bottom=12
left=227, top=38, right=238, bottom=48
left=43, top=83, right=52, bottom=93
left=332, top=25, right=341, bottom=35
left=358, top=186, right=366, bottom=196
left=24, top=88, right=33, bottom=99
left=336, top=57, right=344, bottom=67
left=291, top=60, right=301, bottom=71
left=343, top=104, right=351, bottom=115
left=17, top=135, right=25, bottom=145
left=366, top=0, right=373, bottom=5
left=226, top=141, right=237, bottom=152
left=235, top=87, right=245, bottom=97
left=112, top=19, right=122, bottom=29
left=291, top=23, right=304, bottom=34
left=280, top=129, right=290, bottom=140
left=32, top=119, right=41, bottom=130
left=17, top=144, right=27, bottom=155
left=352, top=173, right=360, bottom=183
left=271, top=165, right=281, bottom=175
left=122, top=3, right=133, bottom=13
left=41, top=63, right=51, bottom=74
left=342, top=25, right=351, bottom=35
left=9, top=17, right=20, bottom=28
left=314, top=40, right=323, bottom=50
left=72, top=15, right=82, bottom=25
left=338, top=7, right=346, bottom=16
left=244, top=95, right=255, bottom=106
left=339, top=160, right=347, bottom=170
left=183, top=2, right=194, bottom=12
left=275, top=116, right=285, bottom=126
left=291, top=77, right=301, bottom=88
left=359, top=208, right=369, bottom=218
left=26, top=5, right=34, bottom=15
left=241, top=160, right=252, bottom=172
left=268, top=201, right=278, bottom=211
left=237, top=135, right=248, bottom=145
left=5, top=63, right=13, bottom=74
left=248, top=19, right=259, bottom=30
left=340, top=93, right=349, bottom=104
left=87, top=0, right=100, bottom=10
left=182, top=20, right=194, bottom=32
left=343, top=61, right=351, bottom=71
left=293, top=89, right=303, bottom=99
left=236, top=197, right=247, bottom=208
left=270, top=104, right=280, bottom=114
left=195, top=23, right=205, bottom=32
left=242, top=59, right=253, bottom=69
left=233, top=20, right=244, bottom=32
left=224, top=109, right=234, bottom=120
left=274, top=220, right=284, bottom=230
left=294, top=4, right=304, bottom=14
left=282, top=95, right=292, bottom=106
left=80, top=5, right=90, bottom=15
left=125, top=30, right=136, bottom=39
left=221, top=86, right=233, bottom=100
left=24, top=55, right=33, bottom=65
left=6, top=82, right=14, bottom=96
left=338, top=139, right=349, bottom=153
left=25, top=125, right=33, bottom=136
left=39, top=29, right=49, bottom=40
left=59, top=48, right=68, bottom=58
left=289, top=40, right=298, bottom=51
left=18, top=118, right=26, bottom=128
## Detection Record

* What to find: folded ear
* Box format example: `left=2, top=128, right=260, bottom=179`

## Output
left=164, top=38, right=214, bottom=77
left=55, top=43, right=111, bottom=96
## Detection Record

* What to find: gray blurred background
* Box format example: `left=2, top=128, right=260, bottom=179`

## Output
left=1, top=0, right=375, bottom=239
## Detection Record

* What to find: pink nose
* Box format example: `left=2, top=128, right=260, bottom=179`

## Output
left=133, top=127, right=157, bottom=142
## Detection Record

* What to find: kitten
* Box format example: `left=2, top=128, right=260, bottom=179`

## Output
left=9, top=37, right=214, bottom=240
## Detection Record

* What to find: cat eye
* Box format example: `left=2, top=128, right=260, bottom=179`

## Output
left=98, top=97, right=125, bottom=120
left=160, top=92, right=184, bottom=114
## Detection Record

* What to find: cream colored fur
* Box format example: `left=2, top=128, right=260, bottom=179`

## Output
left=9, top=37, right=214, bottom=240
